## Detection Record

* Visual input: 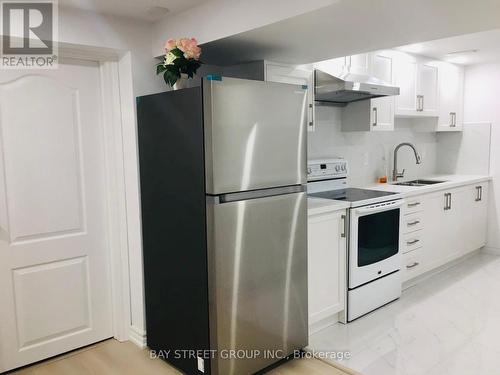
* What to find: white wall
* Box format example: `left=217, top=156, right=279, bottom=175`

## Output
left=463, top=63, right=500, bottom=249
left=59, top=7, right=165, bottom=96
left=308, top=106, right=438, bottom=186
left=57, top=6, right=165, bottom=343
left=436, top=122, right=491, bottom=176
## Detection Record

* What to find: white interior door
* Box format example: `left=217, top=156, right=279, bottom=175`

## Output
left=0, top=59, right=113, bottom=372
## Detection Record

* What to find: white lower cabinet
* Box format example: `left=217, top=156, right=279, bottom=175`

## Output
left=403, top=182, right=489, bottom=282
left=307, top=209, right=346, bottom=333
left=403, top=247, right=426, bottom=281
left=463, top=183, right=489, bottom=252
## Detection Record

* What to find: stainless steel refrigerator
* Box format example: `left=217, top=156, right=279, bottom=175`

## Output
left=137, top=76, right=308, bottom=375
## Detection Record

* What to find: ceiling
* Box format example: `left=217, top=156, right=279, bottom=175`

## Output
left=199, top=0, right=500, bottom=66
left=397, top=29, right=500, bottom=66
left=59, top=0, right=209, bottom=21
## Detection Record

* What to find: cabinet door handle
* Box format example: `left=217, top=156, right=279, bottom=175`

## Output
left=372, top=107, right=378, bottom=126
left=406, top=262, right=420, bottom=269
left=341, top=214, right=346, bottom=238
left=416, top=95, right=423, bottom=111
left=444, top=193, right=450, bottom=210
left=450, top=112, right=456, bottom=127
left=407, top=202, right=421, bottom=208
left=406, top=239, right=420, bottom=245
left=407, top=220, right=420, bottom=226
left=308, top=103, right=314, bottom=128
left=449, top=193, right=452, bottom=210
left=476, top=186, right=483, bottom=202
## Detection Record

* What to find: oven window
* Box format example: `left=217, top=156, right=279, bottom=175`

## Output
left=358, top=209, right=400, bottom=267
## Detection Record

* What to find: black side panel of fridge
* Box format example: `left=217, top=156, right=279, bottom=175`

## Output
left=137, top=87, right=210, bottom=374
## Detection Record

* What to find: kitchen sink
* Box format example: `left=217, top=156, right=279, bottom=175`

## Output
left=393, top=179, right=447, bottom=187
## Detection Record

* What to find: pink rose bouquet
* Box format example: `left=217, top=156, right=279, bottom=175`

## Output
left=157, top=37, right=203, bottom=87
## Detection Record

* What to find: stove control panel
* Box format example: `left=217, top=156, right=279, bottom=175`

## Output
left=307, top=159, right=348, bottom=181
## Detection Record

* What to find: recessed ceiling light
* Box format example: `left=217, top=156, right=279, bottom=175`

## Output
left=145, top=6, right=170, bottom=20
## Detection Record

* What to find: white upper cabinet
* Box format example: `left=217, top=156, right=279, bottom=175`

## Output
left=342, top=50, right=395, bottom=132
left=393, top=52, right=419, bottom=115
left=394, top=53, right=439, bottom=117
left=313, top=57, right=347, bottom=77
left=417, top=60, right=439, bottom=116
left=265, top=62, right=315, bottom=132
left=347, top=53, right=370, bottom=74
left=436, top=62, right=464, bottom=131
left=262, top=49, right=464, bottom=134
left=369, top=51, right=395, bottom=131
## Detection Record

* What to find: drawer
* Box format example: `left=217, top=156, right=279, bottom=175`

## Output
left=402, top=230, right=423, bottom=254
left=403, top=212, right=423, bottom=234
left=404, top=197, right=424, bottom=214
left=403, top=247, right=426, bottom=281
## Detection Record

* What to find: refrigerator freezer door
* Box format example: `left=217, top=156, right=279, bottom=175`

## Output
left=206, top=191, right=308, bottom=375
left=204, top=77, right=308, bottom=195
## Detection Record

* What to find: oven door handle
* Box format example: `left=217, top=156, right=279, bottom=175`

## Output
left=353, top=200, right=404, bottom=216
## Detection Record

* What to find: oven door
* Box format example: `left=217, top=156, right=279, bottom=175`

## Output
left=349, top=200, right=403, bottom=289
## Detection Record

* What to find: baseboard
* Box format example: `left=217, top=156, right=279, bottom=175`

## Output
left=129, top=325, right=147, bottom=349
left=482, top=246, right=500, bottom=255
left=309, top=311, right=344, bottom=335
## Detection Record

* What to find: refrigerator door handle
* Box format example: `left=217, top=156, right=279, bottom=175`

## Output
left=211, top=184, right=306, bottom=204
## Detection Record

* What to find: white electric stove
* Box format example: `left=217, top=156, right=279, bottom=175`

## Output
left=308, top=159, right=404, bottom=322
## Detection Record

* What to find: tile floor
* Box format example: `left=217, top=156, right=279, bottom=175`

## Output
left=309, top=252, right=500, bottom=375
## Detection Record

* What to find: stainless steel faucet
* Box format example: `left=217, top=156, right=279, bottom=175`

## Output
left=392, top=143, right=422, bottom=181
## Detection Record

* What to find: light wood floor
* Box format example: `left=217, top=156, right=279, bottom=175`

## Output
left=9, top=339, right=357, bottom=375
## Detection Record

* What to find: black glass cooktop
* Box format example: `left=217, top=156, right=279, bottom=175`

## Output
left=309, top=188, right=397, bottom=202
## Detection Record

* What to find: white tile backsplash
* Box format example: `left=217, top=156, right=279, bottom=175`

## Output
left=308, top=106, right=438, bottom=186
left=436, top=122, right=492, bottom=175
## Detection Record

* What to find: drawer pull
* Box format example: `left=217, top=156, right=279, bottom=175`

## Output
left=407, top=202, right=421, bottom=207
left=406, top=262, right=420, bottom=269
left=407, top=220, right=420, bottom=226
left=406, top=239, right=420, bottom=245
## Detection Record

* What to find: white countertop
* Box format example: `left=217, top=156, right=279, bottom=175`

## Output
left=307, top=197, right=350, bottom=215
left=363, top=174, right=492, bottom=198
left=307, top=174, right=492, bottom=214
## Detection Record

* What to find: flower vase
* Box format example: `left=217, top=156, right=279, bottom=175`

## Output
left=173, top=73, right=189, bottom=90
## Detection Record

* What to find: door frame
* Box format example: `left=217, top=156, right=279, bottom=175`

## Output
left=58, top=44, right=139, bottom=344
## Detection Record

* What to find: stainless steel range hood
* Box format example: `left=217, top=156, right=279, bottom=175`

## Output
left=314, top=69, right=400, bottom=106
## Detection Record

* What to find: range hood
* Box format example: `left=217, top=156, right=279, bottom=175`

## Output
left=314, top=69, right=400, bottom=106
